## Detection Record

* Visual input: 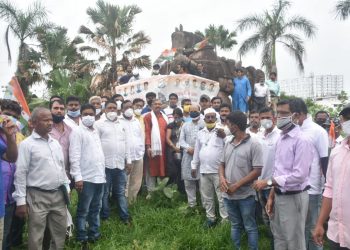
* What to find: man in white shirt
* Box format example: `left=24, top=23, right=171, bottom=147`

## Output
left=14, top=107, right=69, bottom=249
left=69, top=104, right=105, bottom=244
left=64, top=96, right=81, bottom=128
left=163, top=93, right=179, bottom=123
left=252, top=81, right=270, bottom=111
left=191, top=108, right=228, bottom=228
left=292, top=98, right=329, bottom=250
left=94, top=100, right=132, bottom=223
left=120, top=101, right=145, bottom=204
left=89, top=96, right=103, bottom=121
left=252, top=107, right=280, bottom=249
left=246, top=110, right=264, bottom=136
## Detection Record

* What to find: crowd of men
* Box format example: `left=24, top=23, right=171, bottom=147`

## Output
left=0, top=69, right=349, bottom=250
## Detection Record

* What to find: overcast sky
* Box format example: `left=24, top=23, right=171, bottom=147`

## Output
left=0, top=0, right=349, bottom=96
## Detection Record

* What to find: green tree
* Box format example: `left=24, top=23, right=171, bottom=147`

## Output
left=0, top=0, right=48, bottom=96
left=236, top=0, right=316, bottom=73
left=335, top=0, right=350, bottom=20
left=195, top=24, right=237, bottom=54
left=79, top=0, right=151, bottom=88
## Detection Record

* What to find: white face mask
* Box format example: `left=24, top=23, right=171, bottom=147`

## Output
left=116, top=100, right=122, bottom=111
left=95, top=108, right=101, bottom=115
left=82, top=115, right=95, bottom=127
left=106, top=112, right=118, bottom=121
left=134, top=109, right=142, bottom=116
left=342, top=120, right=350, bottom=136
left=124, top=108, right=134, bottom=118
left=261, top=119, right=273, bottom=129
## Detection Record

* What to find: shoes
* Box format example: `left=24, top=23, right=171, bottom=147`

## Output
left=146, top=193, right=152, bottom=200
left=203, top=219, right=217, bottom=229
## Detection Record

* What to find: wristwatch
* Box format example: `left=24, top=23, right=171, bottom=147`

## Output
left=267, top=179, right=273, bottom=187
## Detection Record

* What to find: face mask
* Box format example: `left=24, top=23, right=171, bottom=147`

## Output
left=261, top=119, right=273, bottom=129
left=276, top=114, right=294, bottom=131
left=183, top=105, right=190, bottom=113
left=124, top=108, right=134, bottom=118
left=206, top=122, right=216, bottom=129
left=67, top=110, right=80, bottom=118
left=96, top=108, right=102, bottom=115
left=106, top=112, right=118, bottom=121
left=101, top=102, right=106, bottom=109
left=81, top=115, right=95, bottom=127
left=116, top=100, right=122, bottom=111
left=134, top=109, right=142, bottom=116
left=52, top=114, right=65, bottom=124
left=170, top=104, right=177, bottom=109
left=342, top=120, right=350, bottom=136
left=190, top=111, right=200, bottom=118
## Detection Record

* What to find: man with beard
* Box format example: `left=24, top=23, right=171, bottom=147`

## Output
left=141, top=92, right=157, bottom=115
left=64, top=96, right=81, bottom=128
left=246, top=110, right=264, bottom=136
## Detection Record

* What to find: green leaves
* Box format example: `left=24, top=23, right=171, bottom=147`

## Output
left=201, top=24, right=237, bottom=53
left=335, top=0, right=350, bottom=20
left=236, top=0, right=316, bottom=74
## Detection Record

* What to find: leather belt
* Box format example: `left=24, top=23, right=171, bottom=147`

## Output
left=275, top=185, right=310, bottom=195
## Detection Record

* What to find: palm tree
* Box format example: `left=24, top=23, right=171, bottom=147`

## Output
left=195, top=24, right=237, bottom=53
left=79, top=0, right=151, bottom=87
left=236, top=0, right=316, bottom=73
left=335, top=0, right=350, bottom=20
left=0, top=0, right=48, bottom=96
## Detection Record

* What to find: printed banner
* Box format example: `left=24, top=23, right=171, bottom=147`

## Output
left=114, top=74, right=219, bottom=103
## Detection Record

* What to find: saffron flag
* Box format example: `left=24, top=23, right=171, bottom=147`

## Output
left=193, top=38, right=209, bottom=51
left=3, top=77, right=31, bottom=129
left=328, top=120, right=335, bottom=148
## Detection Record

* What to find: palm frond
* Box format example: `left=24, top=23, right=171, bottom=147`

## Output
left=235, top=15, right=265, bottom=32
left=279, top=37, right=305, bottom=72
left=261, top=41, right=273, bottom=72
left=238, top=33, right=262, bottom=57
left=130, top=55, right=151, bottom=70
left=335, top=0, right=350, bottom=20
left=79, top=25, right=95, bottom=36
left=283, top=16, right=317, bottom=38
left=79, top=46, right=99, bottom=54
left=5, top=25, right=11, bottom=63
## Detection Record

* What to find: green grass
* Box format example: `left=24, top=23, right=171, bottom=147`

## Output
left=64, top=191, right=273, bottom=250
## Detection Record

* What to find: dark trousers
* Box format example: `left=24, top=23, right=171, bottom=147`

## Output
left=329, top=240, right=350, bottom=250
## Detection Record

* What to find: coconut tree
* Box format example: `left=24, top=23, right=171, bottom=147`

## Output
left=0, top=0, right=48, bottom=96
left=236, top=0, right=316, bottom=73
left=79, top=0, right=151, bottom=87
left=335, top=0, right=350, bottom=20
left=195, top=24, right=237, bottom=53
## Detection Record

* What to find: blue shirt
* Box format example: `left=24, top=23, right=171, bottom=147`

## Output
left=0, top=139, right=7, bottom=218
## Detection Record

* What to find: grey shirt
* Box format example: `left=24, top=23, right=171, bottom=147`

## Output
left=220, top=135, right=263, bottom=200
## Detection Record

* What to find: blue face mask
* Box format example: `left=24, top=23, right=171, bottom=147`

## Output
left=67, top=110, right=80, bottom=118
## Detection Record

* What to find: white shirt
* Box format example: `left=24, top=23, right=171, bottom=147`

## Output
left=191, top=126, right=225, bottom=173
left=64, top=114, right=81, bottom=129
left=120, top=116, right=145, bottom=161
left=69, top=125, right=105, bottom=183
left=254, top=83, right=271, bottom=101
left=300, top=116, right=329, bottom=194
left=246, top=127, right=265, bottom=138
left=13, top=132, right=69, bottom=206
left=259, top=127, right=281, bottom=182
left=95, top=118, right=131, bottom=169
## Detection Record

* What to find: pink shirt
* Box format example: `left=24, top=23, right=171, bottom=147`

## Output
left=273, top=126, right=314, bottom=192
left=49, top=122, right=72, bottom=179
left=323, top=138, right=350, bottom=248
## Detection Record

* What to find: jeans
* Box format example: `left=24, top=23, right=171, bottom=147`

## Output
left=76, top=182, right=104, bottom=242
left=101, top=168, right=129, bottom=222
left=224, top=196, right=258, bottom=250
left=306, top=194, right=323, bottom=250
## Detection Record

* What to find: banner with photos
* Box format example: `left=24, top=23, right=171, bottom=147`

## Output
left=114, top=74, right=219, bottom=103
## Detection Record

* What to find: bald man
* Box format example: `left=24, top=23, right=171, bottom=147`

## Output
left=13, top=107, right=69, bottom=249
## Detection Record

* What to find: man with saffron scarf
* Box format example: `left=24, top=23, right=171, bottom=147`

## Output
left=144, top=99, right=169, bottom=195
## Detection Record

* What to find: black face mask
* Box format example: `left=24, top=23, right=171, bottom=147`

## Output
left=52, top=114, right=65, bottom=124
left=190, top=111, right=200, bottom=118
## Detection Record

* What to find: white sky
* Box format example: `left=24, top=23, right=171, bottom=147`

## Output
left=0, top=0, right=350, bottom=97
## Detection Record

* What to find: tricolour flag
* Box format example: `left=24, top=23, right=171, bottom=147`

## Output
left=193, top=38, right=209, bottom=51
